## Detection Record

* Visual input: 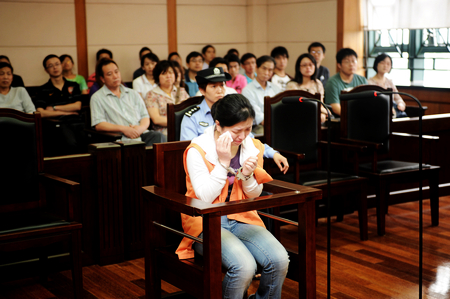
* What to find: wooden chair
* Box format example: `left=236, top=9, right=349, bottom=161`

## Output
left=0, top=108, right=83, bottom=298
left=264, top=90, right=369, bottom=240
left=143, top=140, right=322, bottom=299
left=166, top=96, right=203, bottom=141
left=340, top=85, right=440, bottom=236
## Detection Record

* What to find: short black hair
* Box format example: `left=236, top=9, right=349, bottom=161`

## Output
left=139, top=47, right=152, bottom=58
left=59, top=54, right=74, bottom=64
left=373, top=53, right=393, bottom=73
left=43, top=54, right=60, bottom=69
left=96, top=48, right=113, bottom=61
left=308, top=42, right=326, bottom=53
left=226, top=48, right=239, bottom=57
left=209, top=57, right=229, bottom=69
left=153, top=60, right=177, bottom=85
left=225, top=54, right=240, bottom=65
left=270, top=46, right=289, bottom=59
left=96, top=58, right=118, bottom=78
left=140, top=52, right=160, bottom=67
left=202, top=45, right=215, bottom=55
left=186, top=51, right=203, bottom=64
left=256, top=55, right=276, bottom=68
left=336, top=48, right=357, bottom=64
left=211, top=94, right=255, bottom=127
left=0, top=55, right=11, bottom=64
left=0, top=62, right=13, bottom=73
left=293, top=53, right=317, bottom=84
left=241, top=53, right=256, bottom=65
left=168, top=52, right=181, bottom=61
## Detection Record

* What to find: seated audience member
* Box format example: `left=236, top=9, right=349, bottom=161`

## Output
left=195, top=57, right=237, bottom=96
left=225, top=54, right=247, bottom=94
left=144, top=60, right=189, bottom=136
left=201, top=45, right=216, bottom=70
left=287, top=53, right=327, bottom=123
left=60, top=54, right=88, bottom=95
left=324, top=48, right=367, bottom=116
left=179, top=93, right=289, bottom=299
left=133, top=52, right=159, bottom=99
left=0, top=62, right=35, bottom=113
left=168, top=52, right=185, bottom=70
left=0, top=55, right=25, bottom=87
left=309, top=42, right=330, bottom=86
left=90, top=58, right=165, bottom=146
left=226, top=48, right=239, bottom=58
left=368, top=53, right=407, bottom=118
left=35, top=55, right=85, bottom=156
left=241, top=53, right=257, bottom=83
left=87, top=48, right=113, bottom=91
left=180, top=67, right=288, bottom=173
left=171, top=60, right=189, bottom=94
left=242, top=55, right=281, bottom=132
left=185, top=51, right=204, bottom=97
left=133, top=47, right=152, bottom=79
left=270, top=46, right=292, bottom=91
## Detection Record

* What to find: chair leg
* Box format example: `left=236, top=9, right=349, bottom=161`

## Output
left=71, top=229, right=83, bottom=299
left=376, top=181, right=388, bottom=236
left=429, top=170, right=440, bottom=226
left=357, top=188, right=368, bottom=241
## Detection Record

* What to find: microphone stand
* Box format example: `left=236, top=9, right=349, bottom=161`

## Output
left=342, top=91, right=425, bottom=298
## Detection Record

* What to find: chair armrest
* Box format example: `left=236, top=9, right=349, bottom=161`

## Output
left=318, top=140, right=367, bottom=152
left=339, top=137, right=384, bottom=150
left=142, top=181, right=321, bottom=217
left=85, top=128, right=122, bottom=138
left=392, top=132, right=439, bottom=140
left=274, top=149, right=305, bottom=161
left=39, top=173, right=80, bottom=221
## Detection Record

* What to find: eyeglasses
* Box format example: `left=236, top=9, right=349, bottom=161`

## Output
left=46, top=62, right=61, bottom=69
left=310, top=51, right=323, bottom=54
left=341, top=59, right=357, bottom=65
left=300, top=63, right=314, bottom=68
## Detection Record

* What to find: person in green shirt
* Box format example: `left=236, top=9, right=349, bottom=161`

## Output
left=60, top=54, right=88, bottom=95
left=324, top=48, right=368, bottom=116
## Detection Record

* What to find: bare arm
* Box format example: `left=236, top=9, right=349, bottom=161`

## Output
left=331, top=103, right=341, bottom=116
left=51, top=101, right=82, bottom=112
left=147, top=107, right=167, bottom=126
left=37, top=107, right=78, bottom=118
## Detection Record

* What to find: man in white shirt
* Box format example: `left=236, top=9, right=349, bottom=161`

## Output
left=242, top=55, right=281, bottom=134
left=270, top=46, right=292, bottom=91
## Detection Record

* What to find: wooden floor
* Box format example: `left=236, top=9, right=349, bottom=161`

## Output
left=2, top=196, right=450, bottom=299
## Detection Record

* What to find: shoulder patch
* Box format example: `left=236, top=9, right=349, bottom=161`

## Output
left=184, top=106, right=200, bottom=117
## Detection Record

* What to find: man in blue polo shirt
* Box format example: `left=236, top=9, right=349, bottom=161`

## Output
left=180, top=67, right=288, bottom=174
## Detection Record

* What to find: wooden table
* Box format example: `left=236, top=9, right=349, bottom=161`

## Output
left=143, top=180, right=322, bottom=299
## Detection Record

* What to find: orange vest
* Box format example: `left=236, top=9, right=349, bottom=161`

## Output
left=175, top=139, right=273, bottom=259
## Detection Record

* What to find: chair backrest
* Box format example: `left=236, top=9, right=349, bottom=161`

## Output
left=166, top=96, right=203, bottom=142
left=153, top=140, right=191, bottom=194
left=264, top=90, right=322, bottom=167
left=340, top=85, right=393, bottom=154
left=0, top=109, right=43, bottom=211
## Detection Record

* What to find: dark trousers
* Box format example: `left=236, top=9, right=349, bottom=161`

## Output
left=141, top=131, right=166, bottom=146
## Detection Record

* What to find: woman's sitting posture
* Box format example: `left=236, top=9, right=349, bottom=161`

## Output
left=287, top=53, right=327, bottom=123
left=132, top=52, right=159, bottom=100
left=368, top=53, right=407, bottom=118
left=144, top=60, right=189, bottom=136
left=0, top=62, right=35, bottom=113
left=177, top=93, right=289, bottom=299
left=60, top=54, right=89, bottom=95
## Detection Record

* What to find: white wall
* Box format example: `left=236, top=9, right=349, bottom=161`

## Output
left=0, top=0, right=338, bottom=85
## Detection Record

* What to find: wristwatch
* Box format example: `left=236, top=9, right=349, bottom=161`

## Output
left=52, top=106, right=56, bottom=111
left=236, top=168, right=254, bottom=181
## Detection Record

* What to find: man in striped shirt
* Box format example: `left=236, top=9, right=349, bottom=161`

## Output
left=90, top=58, right=165, bottom=146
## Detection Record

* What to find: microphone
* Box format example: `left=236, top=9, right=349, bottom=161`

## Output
left=282, top=96, right=319, bottom=104
left=340, top=90, right=378, bottom=101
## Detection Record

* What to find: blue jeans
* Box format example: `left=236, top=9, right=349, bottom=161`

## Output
left=193, top=216, right=289, bottom=299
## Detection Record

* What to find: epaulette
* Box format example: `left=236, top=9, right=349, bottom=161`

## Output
left=184, top=106, right=200, bottom=117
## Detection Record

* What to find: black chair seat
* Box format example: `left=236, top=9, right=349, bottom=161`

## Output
left=0, top=212, right=70, bottom=235
left=275, top=170, right=359, bottom=186
left=360, top=160, right=431, bottom=174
